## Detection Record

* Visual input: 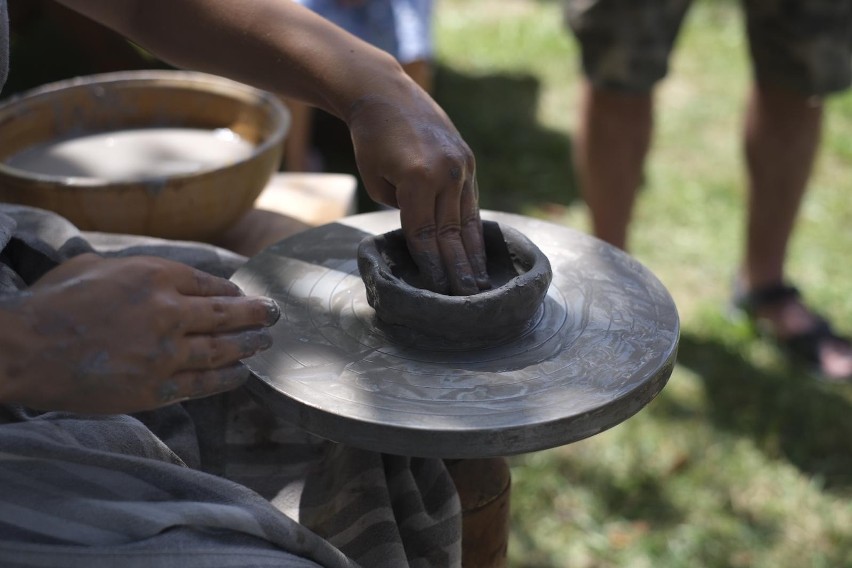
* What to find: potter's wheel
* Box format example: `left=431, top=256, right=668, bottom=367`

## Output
left=232, top=210, right=679, bottom=458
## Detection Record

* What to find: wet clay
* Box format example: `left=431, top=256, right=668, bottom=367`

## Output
left=357, top=221, right=552, bottom=344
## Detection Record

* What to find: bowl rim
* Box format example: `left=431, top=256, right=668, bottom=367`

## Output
left=0, top=70, right=290, bottom=187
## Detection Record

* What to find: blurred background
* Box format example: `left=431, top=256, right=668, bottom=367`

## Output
left=5, top=0, right=851, bottom=566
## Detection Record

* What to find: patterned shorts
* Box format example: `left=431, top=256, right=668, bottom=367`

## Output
left=564, top=0, right=852, bottom=95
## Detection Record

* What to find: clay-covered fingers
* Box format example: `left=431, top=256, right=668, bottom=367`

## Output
left=156, top=329, right=274, bottom=404
left=459, top=176, right=489, bottom=290
left=397, top=165, right=488, bottom=296
left=398, top=186, right=450, bottom=294
left=343, top=76, right=488, bottom=294
left=171, top=262, right=280, bottom=334
left=180, top=295, right=280, bottom=334
left=182, top=330, right=274, bottom=371
left=434, top=183, right=478, bottom=296
left=173, top=264, right=245, bottom=298
left=159, top=364, right=252, bottom=405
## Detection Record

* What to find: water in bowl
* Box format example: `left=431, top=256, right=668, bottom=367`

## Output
left=4, top=127, right=255, bottom=181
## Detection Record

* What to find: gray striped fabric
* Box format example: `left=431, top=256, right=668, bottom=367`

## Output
left=0, top=204, right=462, bottom=567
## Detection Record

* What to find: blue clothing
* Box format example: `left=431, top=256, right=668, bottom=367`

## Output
left=294, top=0, right=433, bottom=63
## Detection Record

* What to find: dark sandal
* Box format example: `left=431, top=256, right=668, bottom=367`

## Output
left=732, top=282, right=852, bottom=379
left=732, top=282, right=802, bottom=317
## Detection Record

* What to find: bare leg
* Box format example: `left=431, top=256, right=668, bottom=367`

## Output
left=574, top=79, right=653, bottom=250
left=741, top=83, right=852, bottom=379
left=743, top=83, right=821, bottom=288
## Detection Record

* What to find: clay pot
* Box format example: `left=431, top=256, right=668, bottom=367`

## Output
left=0, top=70, right=289, bottom=241
left=357, top=221, right=552, bottom=344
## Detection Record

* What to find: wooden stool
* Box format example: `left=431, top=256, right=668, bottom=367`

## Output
left=446, top=457, right=511, bottom=568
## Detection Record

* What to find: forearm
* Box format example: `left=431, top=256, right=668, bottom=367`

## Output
left=53, top=0, right=412, bottom=122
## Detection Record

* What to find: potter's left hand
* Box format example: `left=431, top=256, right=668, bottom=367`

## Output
left=1, top=254, right=279, bottom=414
left=347, top=79, right=489, bottom=295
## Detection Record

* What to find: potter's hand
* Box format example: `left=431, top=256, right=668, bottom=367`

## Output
left=49, top=2, right=486, bottom=291
left=348, top=84, right=489, bottom=295
left=50, top=2, right=486, bottom=291
left=0, top=254, right=279, bottom=414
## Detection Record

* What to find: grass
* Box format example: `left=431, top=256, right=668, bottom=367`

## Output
left=432, top=0, right=852, bottom=566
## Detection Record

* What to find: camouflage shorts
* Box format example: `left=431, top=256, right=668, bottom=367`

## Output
left=564, top=0, right=852, bottom=96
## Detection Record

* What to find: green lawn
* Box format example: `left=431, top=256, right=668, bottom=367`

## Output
left=433, top=1, right=852, bottom=566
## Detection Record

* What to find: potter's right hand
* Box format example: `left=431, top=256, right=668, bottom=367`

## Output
left=51, top=0, right=488, bottom=292
left=0, top=254, right=279, bottom=414
left=346, top=76, right=490, bottom=295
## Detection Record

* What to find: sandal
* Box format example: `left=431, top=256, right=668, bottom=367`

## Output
left=732, top=281, right=852, bottom=381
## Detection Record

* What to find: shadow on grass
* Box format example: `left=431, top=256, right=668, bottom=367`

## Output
left=507, top=455, right=691, bottom=568
left=508, top=444, right=781, bottom=568
left=434, top=65, right=579, bottom=213
left=676, top=332, right=852, bottom=490
left=309, top=64, right=579, bottom=215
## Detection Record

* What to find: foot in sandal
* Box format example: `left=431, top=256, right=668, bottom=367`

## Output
left=733, top=282, right=852, bottom=382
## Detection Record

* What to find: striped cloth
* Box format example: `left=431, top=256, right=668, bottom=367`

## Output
left=0, top=204, right=461, bottom=567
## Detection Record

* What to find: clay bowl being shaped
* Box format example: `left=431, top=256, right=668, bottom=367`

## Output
left=0, top=70, right=289, bottom=241
left=357, top=220, right=553, bottom=345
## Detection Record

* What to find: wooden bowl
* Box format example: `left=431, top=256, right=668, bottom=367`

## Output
left=0, top=70, right=289, bottom=241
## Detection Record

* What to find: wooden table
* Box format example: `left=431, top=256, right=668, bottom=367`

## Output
left=214, top=172, right=358, bottom=257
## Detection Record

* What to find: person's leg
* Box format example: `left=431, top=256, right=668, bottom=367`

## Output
left=564, top=0, right=691, bottom=250
left=740, top=84, right=852, bottom=379
left=737, top=0, right=852, bottom=379
left=742, top=84, right=820, bottom=291
left=574, top=80, right=652, bottom=250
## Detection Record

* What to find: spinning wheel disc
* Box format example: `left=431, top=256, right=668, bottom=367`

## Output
left=232, top=210, right=679, bottom=458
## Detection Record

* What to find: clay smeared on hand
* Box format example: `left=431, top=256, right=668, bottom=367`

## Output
left=357, top=221, right=552, bottom=344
